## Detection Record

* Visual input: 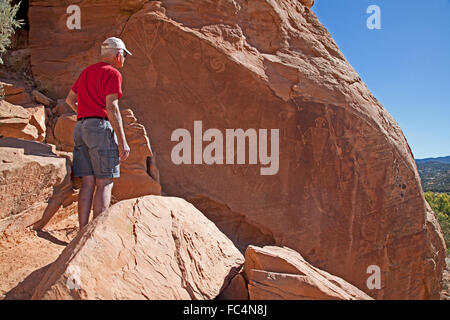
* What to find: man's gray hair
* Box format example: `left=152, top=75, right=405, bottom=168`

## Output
left=101, top=47, right=121, bottom=59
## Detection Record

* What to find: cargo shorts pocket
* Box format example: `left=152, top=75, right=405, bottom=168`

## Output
left=98, top=149, right=120, bottom=175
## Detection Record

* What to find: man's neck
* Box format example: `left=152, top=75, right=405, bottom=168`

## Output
left=101, top=59, right=116, bottom=67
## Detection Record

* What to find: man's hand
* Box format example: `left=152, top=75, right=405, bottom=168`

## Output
left=119, top=141, right=130, bottom=161
left=105, top=93, right=130, bottom=161
left=66, top=90, right=78, bottom=113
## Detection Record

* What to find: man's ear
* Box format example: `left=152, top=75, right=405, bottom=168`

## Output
left=113, top=52, right=122, bottom=67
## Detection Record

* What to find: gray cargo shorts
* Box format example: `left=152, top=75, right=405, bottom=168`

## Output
left=73, top=118, right=120, bottom=179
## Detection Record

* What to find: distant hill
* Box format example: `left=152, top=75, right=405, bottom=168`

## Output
left=415, top=156, right=450, bottom=193
left=416, top=156, right=450, bottom=164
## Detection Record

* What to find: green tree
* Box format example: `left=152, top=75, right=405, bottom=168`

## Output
left=0, top=0, right=23, bottom=64
left=425, top=192, right=450, bottom=254
left=425, top=192, right=450, bottom=216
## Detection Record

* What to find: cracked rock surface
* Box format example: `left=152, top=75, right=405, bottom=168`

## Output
left=28, top=0, right=447, bottom=299
left=244, top=245, right=372, bottom=300
left=32, top=195, right=244, bottom=300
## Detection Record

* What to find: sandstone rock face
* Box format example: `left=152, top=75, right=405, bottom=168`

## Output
left=28, top=0, right=148, bottom=98
left=32, top=195, right=244, bottom=300
left=120, top=1, right=446, bottom=300
left=53, top=113, right=77, bottom=152
left=0, top=100, right=46, bottom=142
left=0, top=138, right=73, bottom=222
left=112, top=108, right=161, bottom=201
left=244, top=245, right=372, bottom=300
left=28, top=0, right=446, bottom=299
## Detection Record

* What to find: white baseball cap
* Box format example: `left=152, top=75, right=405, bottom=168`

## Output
left=101, top=37, right=132, bottom=56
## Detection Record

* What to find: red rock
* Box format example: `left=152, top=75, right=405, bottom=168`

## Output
left=44, top=126, right=56, bottom=145
left=28, top=0, right=143, bottom=97
left=0, top=201, right=79, bottom=300
left=0, top=99, right=30, bottom=121
left=4, top=91, right=32, bottom=105
left=216, top=272, right=249, bottom=300
left=54, top=99, right=75, bottom=116
left=45, top=107, right=53, bottom=119
left=300, top=0, right=314, bottom=9
left=244, top=246, right=373, bottom=300
left=0, top=80, right=25, bottom=95
left=0, top=100, right=39, bottom=141
left=32, top=195, right=244, bottom=299
left=31, top=90, right=53, bottom=106
left=26, top=105, right=47, bottom=142
left=112, top=108, right=161, bottom=201
left=0, top=137, right=73, bottom=221
left=27, top=0, right=447, bottom=299
left=53, top=113, right=77, bottom=152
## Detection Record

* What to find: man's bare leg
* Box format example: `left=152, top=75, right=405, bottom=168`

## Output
left=93, top=177, right=114, bottom=219
left=78, top=175, right=96, bottom=229
left=31, top=196, right=63, bottom=231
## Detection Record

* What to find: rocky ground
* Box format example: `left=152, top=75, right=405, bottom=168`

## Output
left=0, top=203, right=79, bottom=299
left=1, top=199, right=449, bottom=300
left=441, top=256, right=450, bottom=300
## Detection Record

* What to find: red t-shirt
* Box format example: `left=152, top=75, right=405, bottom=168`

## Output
left=71, top=62, right=122, bottom=119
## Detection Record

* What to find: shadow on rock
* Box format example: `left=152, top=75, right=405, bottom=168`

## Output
left=0, top=137, right=58, bottom=158
left=35, top=230, right=69, bottom=246
left=4, top=263, right=53, bottom=300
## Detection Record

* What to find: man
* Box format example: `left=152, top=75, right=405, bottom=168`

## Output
left=33, top=37, right=131, bottom=232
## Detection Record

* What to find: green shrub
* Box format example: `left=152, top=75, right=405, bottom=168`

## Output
left=0, top=0, right=23, bottom=64
left=437, top=212, right=450, bottom=254
left=425, top=192, right=450, bottom=254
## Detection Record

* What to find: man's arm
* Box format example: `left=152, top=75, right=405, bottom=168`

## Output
left=105, top=93, right=130, bottom=161
left=65, top=90, right=78, bottom=113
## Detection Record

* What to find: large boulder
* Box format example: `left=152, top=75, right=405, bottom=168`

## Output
left=32, top=195, right=244, bottom=299
left=0, top=137, right=74, bottom=226
left=119, top=1, right=446, bottom=299
left=28, top=0, right=446, bottom=299
left=244, top=245, right=372, bottom=300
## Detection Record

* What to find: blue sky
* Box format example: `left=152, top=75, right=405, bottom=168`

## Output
left=313, top=0, right=450, bottom=159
